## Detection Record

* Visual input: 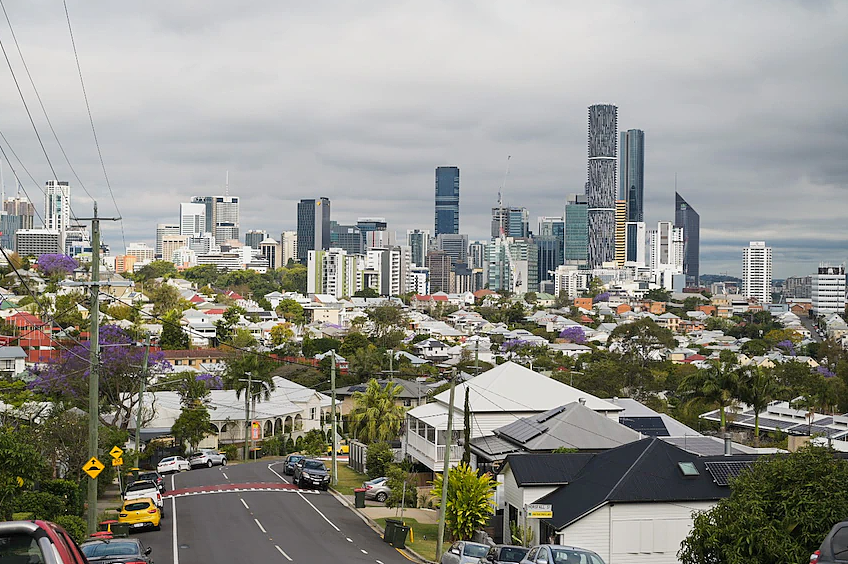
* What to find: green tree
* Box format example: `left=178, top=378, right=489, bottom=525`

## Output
left=215, top=307, right=243, bottom=345
left=462, top=387, right=471, bottom=466
left=160, top=309, right=190, bottom=349
left=171, top=405, right=212, bottom=452
left=679, top=351, right=739, bottom=433
left=680, top=446, right=848, bottom=564
left=133, top=260, right=177, bottom=282
left=53, top=292, right=86, bottom=328
left=281, top=264, right=307, bottom=294
left=301, top=429, right=327, bottom=456
left=365, top=441, right=395, bottom=480
left=609, top=319, right=676, bottom=369
left=350, top=379, right=406, bottom=443
left=354, top=287, right=380, bottom=298
left=432, top=463, right=496, bottom=542
left=737, top=365, right=783, bottom=446
left=348, top=345, right=384, bottom=383
left=644, top=288, right=672, bottom=302
left=147, top=282, right=186, bottom=317
left=0, top=426, right=48, bottom=519
left=276, top=299, right=305, bottom=325
left=339, top=332, right=371, bottom=359
left=385, top=462, right=417, bottom=508
left=364, top=304, right=408, bottom=348
left=585, top=277, right=605, bottom=298
left=270, top=323, right=294, bottom=348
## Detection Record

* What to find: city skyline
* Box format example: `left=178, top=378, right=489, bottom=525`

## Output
left=0, top=2, right=843, bottom=278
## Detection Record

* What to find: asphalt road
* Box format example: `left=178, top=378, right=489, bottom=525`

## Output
left=139, top=460, right=413, bottom=564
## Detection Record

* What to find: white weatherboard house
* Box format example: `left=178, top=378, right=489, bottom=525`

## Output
left=404, top=361, right=623, bottom=471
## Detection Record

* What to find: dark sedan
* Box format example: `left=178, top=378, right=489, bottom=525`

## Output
left=481, top=545, right=529, bottom=564
left=80, top=538, right=153, bottom=564
left=283, top=454, right=306, bottom=475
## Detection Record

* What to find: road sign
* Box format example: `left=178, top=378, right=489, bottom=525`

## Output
left=527, top=503, right=553, bottom=519
left=109, top=446, right=124, bottom=459
left=83, top=457, right=105, bottom=479
left=16, top=477, right=23, bottom=487
left=112, top=457, right=123, bottom=467
left=251, top=421, right=260, bottom=440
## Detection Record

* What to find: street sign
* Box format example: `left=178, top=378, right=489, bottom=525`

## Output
left=527, top=503, right=553, bottom=519
left=251, top=421, right=260, bottom=440
left=112, top=457, right=123, bottom=467
left=109, top=446, right=124, bottom=459
left=83, top=457, right=105, bottom=479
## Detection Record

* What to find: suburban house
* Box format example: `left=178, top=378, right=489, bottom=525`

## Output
left=516, top=439, right=758, bottom=563
left=405, top=362, right=623, bottom=471
left=331, top=378, right=432, bottom=415
left=0, top=346, right=27, bottom=378
left=161, top=348, right=230, bottom=370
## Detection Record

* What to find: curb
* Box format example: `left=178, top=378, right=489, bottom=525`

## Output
left=329, top=488, right=437, bottom=564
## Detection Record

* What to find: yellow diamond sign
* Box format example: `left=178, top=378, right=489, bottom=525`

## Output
left=83, top=457, right=105, bottom=479
left=109, top=446, right=124, bottom=459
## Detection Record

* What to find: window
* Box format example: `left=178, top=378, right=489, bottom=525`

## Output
left=535, top=547, right=549, bottom=563
left=678, top=461, right=700, bottom=476
left=403, top=399, right=412, bottom=407
left=831, top=526, right=848, bottom=559
left=310, top=407, right=317, bottom=420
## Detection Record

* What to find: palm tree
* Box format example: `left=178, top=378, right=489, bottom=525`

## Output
left=349, top=379, right=406, bottom=443
left=737, top=366, right=783, bottom=446
left=679, top=352, right=739, bottom=434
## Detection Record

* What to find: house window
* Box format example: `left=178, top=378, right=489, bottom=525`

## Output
left=310, top=407, right=317, bottom=420
left=403, top=399, right=412, bottom=407
left=221, top=424, right=228, bottom=433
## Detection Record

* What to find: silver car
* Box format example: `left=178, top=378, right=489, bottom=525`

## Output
left=441, top=541, right=490, bottom=564
left=518, top=544, right=605, bottom=564
left=363, top=477, right=390, bottom=503
left=188, top=449, right=227, bottom=468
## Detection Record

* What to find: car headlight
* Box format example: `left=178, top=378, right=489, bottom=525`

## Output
left=302, top=472, right=310, bottom=478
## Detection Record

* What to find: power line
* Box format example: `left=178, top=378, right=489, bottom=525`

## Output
left=0, top=132, right=46, bottom=226
left=62, top=0, right=126, bottom=252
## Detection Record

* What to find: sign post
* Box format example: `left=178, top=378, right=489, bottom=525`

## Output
left=526, top=504, right=553, bottom=519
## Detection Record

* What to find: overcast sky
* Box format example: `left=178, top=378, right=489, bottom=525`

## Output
left=0, top=0, right=845, bottom=278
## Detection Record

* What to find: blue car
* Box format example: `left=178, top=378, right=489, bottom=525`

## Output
left=283, top=454, right=305, bottom=475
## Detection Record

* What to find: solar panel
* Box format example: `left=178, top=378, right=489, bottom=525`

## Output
left=619, top=416, right=670, bottom=437
left=705, top=461, right=755, bottom=486
left=498, top=419, right=548, bottom=444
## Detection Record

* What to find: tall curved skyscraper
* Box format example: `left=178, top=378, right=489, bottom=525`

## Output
left=586, top=104, right=618, bottom=268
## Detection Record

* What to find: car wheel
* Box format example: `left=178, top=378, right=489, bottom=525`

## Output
left=207, top=460, right=213, bottom=468
left=375, top=492, right=387, bottom=503
left=221, top=458, right=227, bottom=466
left=154, top=523, right=161, bottom=531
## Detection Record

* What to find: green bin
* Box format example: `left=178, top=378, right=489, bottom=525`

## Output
left=110, top=523, right=130, bottom=537
left=384, top=518, right=402, bottom=543
left=354, top=488, right=367, bottom=509
left=391, top=525, right=410, bottom=549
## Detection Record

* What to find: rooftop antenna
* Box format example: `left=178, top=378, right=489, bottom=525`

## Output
left=225, top=170, right=229, bottom=196
left=674, top=172, right=678, bottom=193
left=499, top=156, right=511, bottom=237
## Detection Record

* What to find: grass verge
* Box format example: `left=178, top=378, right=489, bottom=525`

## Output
left=333, top=463, right=368, bottom=496
left=375, top=517, right=441, bottom=562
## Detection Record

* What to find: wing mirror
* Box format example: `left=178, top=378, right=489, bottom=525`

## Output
left=450, top=548, right=460, bottom=555
left=144, top=547, right=152, bottom=556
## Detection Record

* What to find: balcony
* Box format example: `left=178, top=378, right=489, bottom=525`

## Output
left=406, top=429, right=463, bottom=472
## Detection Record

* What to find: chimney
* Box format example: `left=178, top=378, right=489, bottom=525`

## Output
left=724, top=435, right=732, bottom=456
left=578, top=398, right=587, bottom=406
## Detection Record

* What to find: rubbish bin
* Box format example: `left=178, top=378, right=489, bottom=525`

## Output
left=383, top=518, right=402, bottom=543
left=391, top=525, right=410, bottom=549
left=354, top=488, right=367, bottom=509
left=110, top=523, right=130, bottom=538
left=98, top=520, right=117, bottom=532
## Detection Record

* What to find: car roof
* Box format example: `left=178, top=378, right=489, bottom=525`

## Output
left=539, top=545, right=596, bottom=552
left=128, top=480, right=156, bottom=487
left=496, top=545, right=528, bottom=550
left=81, top=538, right=141, bottom=546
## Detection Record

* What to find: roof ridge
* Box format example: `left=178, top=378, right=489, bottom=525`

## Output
left=604, top=438, right=658, bottom=501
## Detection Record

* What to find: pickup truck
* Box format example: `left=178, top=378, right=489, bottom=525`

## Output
left=124, top=479, right=165, bottom=517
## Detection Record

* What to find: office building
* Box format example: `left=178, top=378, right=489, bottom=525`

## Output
left=784, top=276, right=812, bottom=299
left=648, top=222, right=683, bottom=272
left=180, top=202, right=207, bottom=237
left=536, top=236, right=563, bottom=284
left=190, top=196, right=215, bottom=234
left=486, top=237, right=538, bottom=294
left=307, top=248, right=361, bottom=299
left=362, top=246, right=410, bottom=296
left=742, top=241, right=773, bottom=304
left=356, top=218, right=388, bottom=250
left=0, top=213, right=21, bottom=249
left=114, top=255, right=137, bottom=274
left=625, top=221, right=646, bottom=267
left=491, top=206, right=530, bottom=238
left=259, top=238, right=282, bottom=270
left=64, top=227, right=90, bottom=257
left=436, top=233, right=468, bottom=265
left=126, top=242, right=155, bottom=263
left=615, top=199, right=627, bottom=267
left=564, top=194, right=588, bottom=265
left=244, top=230, right=268, bottom=249
left=586, top=104, right=618, bottom=268
left=161, top=235, right=188, bottom=263
left=812, top=264, right=846, bottom=315
left=407, top=229, right=430, bottom=267
left=5, top=195, right=35, bottom=230
left=619, top=129, right=645, bottom=222
left=213, top=196, right=240, bottom=244
left=434, top=166, right=460, bottom=236
left=188, top=233, right=219, bottom=255
left=156, top=223, right=180, bottom=258
left=426, top=250, right=453, bottom=293
left=15, top=229, right=61, bottom=257
left=675, top=192, right=701, bottom=285
left=44, top=181, right=70, bottom=249
left=468, top=241, right=486, bottom=270
left=280, top=231, right=297, bottom=266
left=297, top=197, right=331, bottom=263
left=330, top=222, right=363, bottom=254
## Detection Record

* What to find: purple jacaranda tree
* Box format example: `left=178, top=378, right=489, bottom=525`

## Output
left=30, top=324, right=170, bottom=429
left=559, top=326, right=587, bottom=344
left=817, top=365, right=836, bottom=379
left=776, top=339, right=797, bottom=357
left=37, top=254, right=78, bottom=278
left=196, top=373, right=223, bottom=390
left=593, top=292, right=610, bottom=303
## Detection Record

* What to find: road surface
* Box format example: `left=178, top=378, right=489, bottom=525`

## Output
left=140, top=459, right=413, bottom=564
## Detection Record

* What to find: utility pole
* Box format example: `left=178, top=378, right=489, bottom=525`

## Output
left=330, top=350, right=337, bottom=486
left=76, top=202, right=120, bottom=535
left=475, top=339, right=480, bottom=376
left=436, top=369, right=457, bottom=560
left=135, top=334, right=151, bottom=468
left=243, top=372, right=252, bottom=461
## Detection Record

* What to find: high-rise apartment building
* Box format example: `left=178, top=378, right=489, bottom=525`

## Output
left=244, top=229, right=268, bottom=249
left=126, top=242, right=155, bottom=263
left=619, top=129, right=645, bottom=222
left=180, top=202, right=206, bottom=237
left=486, top=237, right=538, bottom=294
left=161, top=235, right=188, bottom=263
left=586, top=104, right=618, bottom=268
left=614, top=200, right=627, bottom=267
left=434, top=166, right=459, bottom=236
left=812, top=264, right=846, bottom=315
left=647, top=222, right=683, bottom=272
left=564, top=194, right=588, bottom=265
left=5, top=195, right=35, bottom=230
left=307, top=248, right=361, bottom=298
left=436, top=233, right=468, bottom=265
left=14, top=229, right=61, bottom=257
left=426, top=250, right=453, bottom=293
left=44, top=180, right=70, bottom=238
left=280, top=231, right=297, bottom=266
left=213, top=196, right=239, bottom=244
left=468, top=241, right=486, bottom=271
left=625, top=221, right=646, bottom=267
left=407, top=229, right=429, bottom=267
left=742, top=241, right=772, bottom=304
left=156, top=223, right=180, bottom=258
left=356, top=218, right=388, bottom=250
left=675, top=192, right=700, bottom=285
left=296, top=198, right=331, bottom=263
left=330, top=222, right=363, bottom=254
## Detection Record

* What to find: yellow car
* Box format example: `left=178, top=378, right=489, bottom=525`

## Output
left=118, top=497, right=161, bottom=531
left=326, top=441, right=350, bottom=455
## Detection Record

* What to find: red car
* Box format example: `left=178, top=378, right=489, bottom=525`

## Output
left=0, top=520, right=89, bottom=564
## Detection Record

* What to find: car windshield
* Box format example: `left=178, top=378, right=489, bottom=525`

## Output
left=138, top=473, right=158, bottom=481
left=0, top=533, right=42, bottom=562
left=125, top=501, right=151, bottom=511
left=126, top=481, right=155, bottom=492
left=549, top=549, right=604, bottom=564
left=188, top=452, right=205, bottom=458
left=289, top=455, right=304, bottom=463
left=499, top=547, right=529, bottom=562
left=464, top=544, right=489, bottom=557
left=160, top=457, right=175, bottom=463
left=304, top=461, right=325, bottom=470
left=81, top=541, right=141, bottom=557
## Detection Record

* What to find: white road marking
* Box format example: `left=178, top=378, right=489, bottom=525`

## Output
left=376, top=560, right=384, bottom=564
left=361, top=549, right=368, bottom=554
left=275, top=545, right=293, bottom=561
left=346, top=538, right=353, bottom=542
left=267, top=462, right=290, bottom=484
left=296, top=490, right=340, bottom=531
left=172, top=495, right=179, bottom=564
left=255, top=518, right=267, bottom=534
left=221, top=472, right=229, bottom=480
left=240, top=498, right=249, bottom=510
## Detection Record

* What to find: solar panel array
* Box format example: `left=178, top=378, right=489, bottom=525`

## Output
left=619, top=416, right=669, bottom=436
left=498, top=419, right=548, bottom=444
left=705, top=461, right=755, bottom=486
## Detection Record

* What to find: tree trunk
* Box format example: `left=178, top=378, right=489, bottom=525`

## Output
left=753, top=414, right=760, bottom=447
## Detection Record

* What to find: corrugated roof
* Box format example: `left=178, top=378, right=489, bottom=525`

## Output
left=502, top=453, right=594, bottom=486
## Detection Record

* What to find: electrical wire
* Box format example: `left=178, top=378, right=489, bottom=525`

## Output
left=0, top=133, right=46, bottom=227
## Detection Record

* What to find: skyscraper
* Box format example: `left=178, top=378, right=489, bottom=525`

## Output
left=244, top=229, right=268, bottom=249
left=624, top=222, right=646, bottom=267
left=44, top=180, right=70, bottom=235
left=180, top=202, right=206, bottom=237
left=675, top=192, right=701, bottom=285
left=5, top=195, right=35, bottom=230
left=564, top=194, right=588, bottom=265
left=614, top=199, right=627, bottom=267
left=812, top=264, right=846, bottom=315
left=619, top=129, right=645, bottom=222
left=156, top=223, right=180, bottom=258
left=436, top=233, right=468, bottom=264
left=742, top=241, right=772, bottom=304
left=357, top=217, right=390, bottom=249
left=330, top=222, right=363, bottom=254
left=190, top=196, right=215, bottom=234
left=491, top=207, right=530, bottom=238
left=407, top=229, right=430, bottom=267
left=280, top=231, right=297, bottom=266
left=586, top=104, right=618, bottom=268
left=537, top=216, right=565, bottom=283
left=297, top=197, right=331, bottom=263
left=213, top=196, right=240, bottom=244
left=434, top=166, right=459, bottom=236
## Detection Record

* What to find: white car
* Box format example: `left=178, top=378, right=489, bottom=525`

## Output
left=123, top=479, right=165, bottom=516
left=157, top=456, right=191, bottom=474
left=188, top=449, right=227, bottom=469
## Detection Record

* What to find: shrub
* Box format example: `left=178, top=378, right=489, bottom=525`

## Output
left=12, top=492, right=67, bottom=521
left=285, top=435, right=295, bottom=453
left=385, top=464, right=417, bottom=509
left=294, top=436, right=304, bottom=451
left=41, top=479, right=83, bottom=517
left=366, top=442, right=394, bottom=480
left=54, top=515, right=87, bottom=544
left=221, top=444, right=239, bottom=461
left=261, top=435, right=287, bottom=457
left=301, top=430, right=326, bottom=456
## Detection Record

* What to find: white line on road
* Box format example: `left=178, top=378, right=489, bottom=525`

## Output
left=376, top=560, right=384, bottom=564
left=172, top=495, right=179, bottom=564
left=240, top=498, right=249, bottom=510
left=267, top=462, right=290, bottom=484
left=361, top=549, right=368, bottom=554
left=346, top=538, right=353, bottom=542
left=296, top=491, right=340, bottom=531
left=275, top=545, right=293, bottom=561
left=221, top=472, right=228, bottom=480
left=255, top=518, right=267, bottom=534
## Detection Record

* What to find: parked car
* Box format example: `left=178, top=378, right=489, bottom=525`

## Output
left=480, top=545, right=530, bottom=564
left=157, top=456, right=190, bottom=474
left=124, top=479, right=165, bottom=517
left=188, top=449, right=227, bottom=468
left=441, top=541, right=490, bottom=564
left=294, top=458, right=331, bottom=490
left=118, top=498, right=161, bottom=532
left=363, top=477, right=390, bottom=503
left=810, top=520, right=848, bottom=563
left=137, top=470, right=166, bottom=493
left=518, top=545, right=605, bottom=564
left=80, top=537, right=153, bottom=564
left=0, top=520, right=89, bottom=564
left=326, top=440, right=350, bottom=455
left=283, top=454, right=306, bottom=475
